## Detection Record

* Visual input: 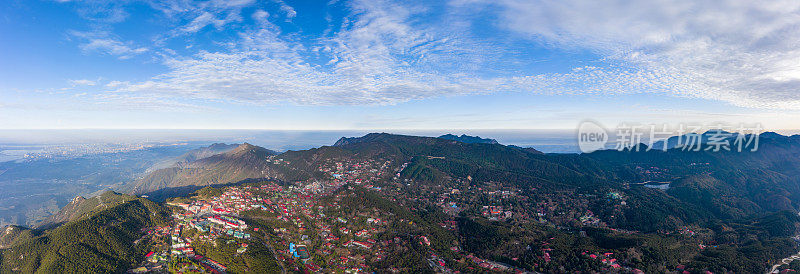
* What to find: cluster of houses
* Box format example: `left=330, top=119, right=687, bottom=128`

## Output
left=481, top=205, right=513, bottom=220
left=130, top=155, right=556, bottom=273
left=128, top=185, right=285, bottom=273
left=579, top=211, right=602, bottom=226
left=128, top=226, right=173, bottom=273
left=271, top=185, right=388, bottom=271
left=582, top=251, right=626, bottom=270
left=319, top=159, right=392, bottom=186
left=170, top=225, right=195, bottom=256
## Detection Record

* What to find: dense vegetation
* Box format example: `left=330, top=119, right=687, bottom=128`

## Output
left=192, top=237, right=281, bottom=273
left=317, top=133, right=800, bottom=272
left=3, top=132, right=800, bottom=273
left=0, top=196, right=170, bottom=273
left=122, top=143, right=279, bottom=195
left=36, top=191, right=138, bottom=229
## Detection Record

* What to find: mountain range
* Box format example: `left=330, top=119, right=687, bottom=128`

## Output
left=117, top=132, right=800, bottom=226
left=2, top=132, right=800, bottom=272
left=120, top=143, right=278, bottom=199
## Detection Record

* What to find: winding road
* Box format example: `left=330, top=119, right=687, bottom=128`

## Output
left=259, top=231, right=286, bottom=274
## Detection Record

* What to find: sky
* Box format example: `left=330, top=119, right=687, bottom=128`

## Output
left=2, top=0, right=800, bottom=131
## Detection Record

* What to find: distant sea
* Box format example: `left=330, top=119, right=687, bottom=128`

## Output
left=0, top=129, right=582, bottom=160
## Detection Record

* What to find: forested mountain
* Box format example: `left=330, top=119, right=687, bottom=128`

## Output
left=336, top=133, right=800, bottom=219
left=11, top=132, right=799, bottom=273
left=125, top=133, right=800, bottom=230
left=288, top=133, right=800, bottom=271
left=0, top=226, right=34, bottom=250
left=307, top=133, right=614, bottom=187
left=0, top=194, right=170, bottom=273
left=146, top=143, right=239, bottom=172
left=35, top=191, right=138, bottom=229
left=121, top=143, right=279, bottom=196
left=584, top=133, right=800, bottom=225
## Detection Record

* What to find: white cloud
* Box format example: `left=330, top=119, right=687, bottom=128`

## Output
left=69, top=79, right=97, bottom=86
left=56, top=0, right=130, bottom=23
left=58, top=0, right=800, bottom=111
left=91, top=92, right=214, bottom=112
left=108, top=0, right=689, bottom=108
left=150, top=0, right=254, bottom=37
left=105, top=80, right=128, bottom=88
left=69, top=30, right=148, bottom=59
left=182, top=12, right=218, bottom=33
left=109, top=0, right=491, bottom=106
left=455, top=0, right=800, bottom=109
left=210, top=0, right=255, bottom=9
left=267, top=0, right=296, bottom=21
left=81, top=38, right=147, bottom=59
left=252, top=9, right=269, bottom=23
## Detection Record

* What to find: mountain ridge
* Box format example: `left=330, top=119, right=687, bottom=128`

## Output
left=146, top=142, right=239, bottom=171
left=0, top=196, right=170, bottom=273
left=438, top=134, right=499, bottom=144
left=4, top=132, right=800, bottom=273
left=35, top=190, right=137, bottom=229
left=121, top=143, right=280, bottom=196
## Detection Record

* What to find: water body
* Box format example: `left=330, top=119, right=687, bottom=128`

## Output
left=0, top=129, right=583, bottom=154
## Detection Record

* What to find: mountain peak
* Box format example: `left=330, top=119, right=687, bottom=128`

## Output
left=235, top=142, right=257, bottom=151
left=760, top=131, right=784, bottom=139
left=334, top=133, right=392, bottom=146
left=36, top=191, right=136, bottom=229
left=231, top=143, right=276, bottom=155
left=208, top=142, right=233, bottom=149
left=225, top=143, right=277, bottom=159
left=438, top=134, right=499, bottom=144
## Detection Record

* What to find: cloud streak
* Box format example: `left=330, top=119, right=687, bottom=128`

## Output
left=69, top=79, right=97, bottom=86
left=106, top=0, right=488, bottom=106
left=462, top=0, right=800, bottom=109
left=69, top=30, right=148, bottom=59
left=56, top=0, right=800, bottom=111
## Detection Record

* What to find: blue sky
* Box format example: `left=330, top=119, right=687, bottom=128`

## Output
left=2, top=0, right=800, bottom=130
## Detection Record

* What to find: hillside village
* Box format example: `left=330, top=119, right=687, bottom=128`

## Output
left=112, top=134, right=800, bottom=274
left=3, top=133, right=798, bottom=274
left=127, top=156, right=543, bottom=273
left=122, top=151, right=671, bottom=274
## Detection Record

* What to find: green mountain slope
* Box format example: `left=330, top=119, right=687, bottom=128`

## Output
left=583, top=134, right=800, bottom=223
left=0, top=226, right=35, bottom=250
left=0, top=195, right=170, bottom=273
left=146, top=143, right=239, bottom=171
left=35, top=190, right=138, bottom=229
left=325, top=133, right=613, bottom=188
left=3, top=132, right=800, bottom=273
left=122, top=143, right=279, bottom=195
left=122, top=132, right=800, bottom=232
